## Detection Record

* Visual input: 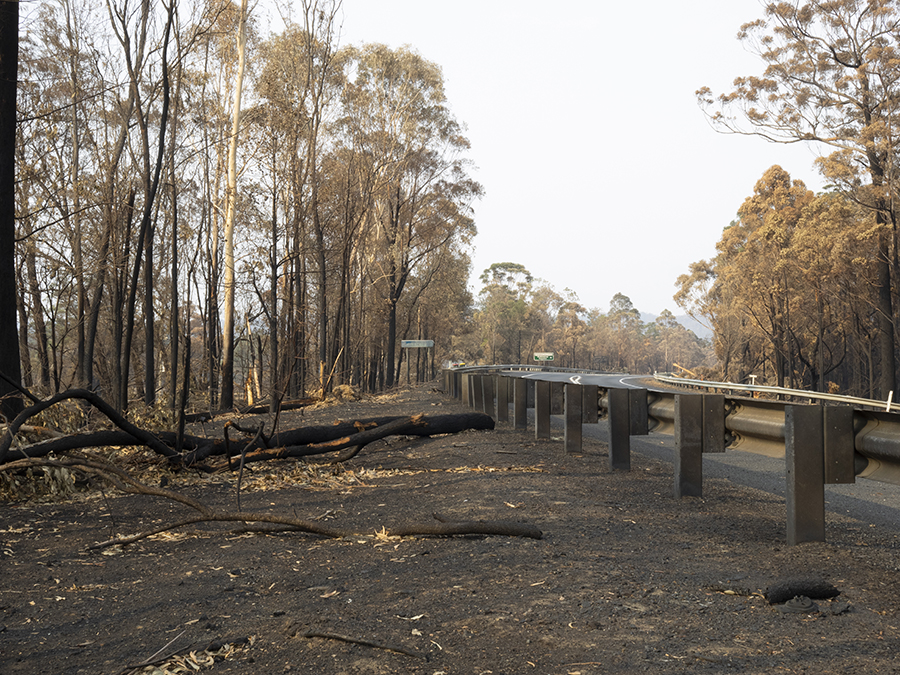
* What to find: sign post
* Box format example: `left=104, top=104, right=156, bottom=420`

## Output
left=401, top=340, right=435, bottom=384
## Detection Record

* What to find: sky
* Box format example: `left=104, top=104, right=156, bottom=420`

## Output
left=271, top=0, right=826, bottom=317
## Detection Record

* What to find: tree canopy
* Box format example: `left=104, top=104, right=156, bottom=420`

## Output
left=697, top=0, right=900, bottom=397
left=9, top=0, right=481, bottom=411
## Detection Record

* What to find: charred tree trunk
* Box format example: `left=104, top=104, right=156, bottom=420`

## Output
left=169, top=178, right=179, bottom=410
left=122, top=5, right=173, bottom=411
left=0, top=0, right=22, bottom=419
left=15, top=264, right=31, bottom=390
left=269, top=181, right=279, bottom=412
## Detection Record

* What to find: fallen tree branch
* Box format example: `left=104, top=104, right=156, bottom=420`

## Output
left=389, top=513, right=543, bottom=540
left=117, top=629, right=187, bottom=675
left=0, top=389, right=177, bottom=464
left=327, top=444, right=363, bottom=464
left=225, top=414, right=428, bottom=466
left=0, top=455, right=543, bottom=546
left=1, top=403, right=495, bottom=466
left=764, top=578, right=841, bottom=604
left=301, top=631, right=422, bottom=658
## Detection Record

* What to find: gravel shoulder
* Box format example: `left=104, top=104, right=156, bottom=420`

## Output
left=2, top=383, right=900, bottom=674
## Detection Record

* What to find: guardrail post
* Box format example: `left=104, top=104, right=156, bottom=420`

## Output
left=608, top=388, right=630, bottom=470
left=461, top=373, right=471, bottom=407
left=703, top=394, right=726, bottom=453
left=565, top=383, right=583, bottom=453
left=824, top=406, right=855, bottom=484
left=551, top=382, right=564, bottom=415
left=513, top=378, right=527, bottom=430
left=472, top=374, right=484, bottom=411
left=496, top=376, right=510, bottom=423
left=482, top=375, right=495, bottom=419
left=535, top=380, right=551, bottom=439
left=582, top=384, right=599, bottom=424
left=629, top=388, right=649, bottom=435
left=786, top=405, right=826, bottom=545
left=674, top=394, right=703, bottom=497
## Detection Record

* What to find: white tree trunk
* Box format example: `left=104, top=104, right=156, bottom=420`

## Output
left=220, top=0, right=249, bottom=409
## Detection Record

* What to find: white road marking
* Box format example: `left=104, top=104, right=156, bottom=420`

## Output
left=570, top=376, right=582, bottom=385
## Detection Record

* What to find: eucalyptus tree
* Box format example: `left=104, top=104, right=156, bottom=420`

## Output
left=179, top=0, right=261, bottom=408
left=525, top=283, right=563, bottom=357
left=255, top=2, right=344, bottom=399
left=550, top=292, right=587, bottom=368
left=299, top=1, right=343, bottom=398
left=607, top=293, right=642, bottom=372
left=84, top=0, right=179, bottom=409
left=697, top=0, right=900, bottom=397
left=218, top=0, right=249, bottom=410
left=476, top=262, right=534, bottom=364
left=655, top=310, right=679, bottom=373
left=734, top=166, right=814, bottom=387
left=16, top=20, right=58, bottom=394
left=342, top=44, right=482, bottom=386
left=676, top=257, right=761, bottom=382
left=678, top=167, right=879, bottom=393
left=409, top=247, right=472, bottom=380
left=14, top=1, right=100, bottom=394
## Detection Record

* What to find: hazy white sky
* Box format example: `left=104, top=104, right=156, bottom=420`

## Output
left=277, top=1, right=825, bottom=316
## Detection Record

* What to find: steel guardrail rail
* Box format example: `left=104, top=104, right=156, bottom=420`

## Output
left=446, top=364, right=900, bottom=486
left=653, top=372, right=895, bottom=411
left=445, top=365, right=900, bottom=545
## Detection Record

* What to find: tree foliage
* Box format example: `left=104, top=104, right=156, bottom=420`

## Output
left=468, top=265, right=711, bottom=373
left=9, top=0, right=481, bottom=414
left=697, top=0, right=900, bottom=397
left=678, top=165, right=879, bottom=394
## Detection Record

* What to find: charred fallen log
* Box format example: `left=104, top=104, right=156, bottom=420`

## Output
left=0, top=387, right=495, bottom=468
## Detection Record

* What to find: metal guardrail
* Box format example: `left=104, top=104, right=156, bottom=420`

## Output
left=653, top=372, right=896, bottom=411
left=442, top=365, right=900, bottom=545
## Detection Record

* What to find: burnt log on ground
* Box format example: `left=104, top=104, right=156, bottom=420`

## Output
left=0, top=387, right=495, bottom=468
left=0, top=389, right=180, bottom=464
left=1, top=413, right=494, bottom=465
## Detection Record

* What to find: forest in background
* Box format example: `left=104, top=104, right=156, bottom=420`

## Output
left=11, top=0, right=900, bottom=417
left=464, top=262, right=711, bottom=376
left=8, top=0, right=714, bottom=417
left=687, top=1, right=900, bottom=401
left=14, top=0, right=483, bottom=412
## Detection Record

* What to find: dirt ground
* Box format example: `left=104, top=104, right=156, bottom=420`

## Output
left=2, top=382, right=900, bottom=675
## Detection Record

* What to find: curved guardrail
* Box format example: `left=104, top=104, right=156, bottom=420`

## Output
left=653, top=372, right=895, bottom=411
left=443, top=364, right=900, bottom=545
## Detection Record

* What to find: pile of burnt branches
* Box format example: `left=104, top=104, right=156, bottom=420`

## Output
left=0, top=388, right=494, bottom=469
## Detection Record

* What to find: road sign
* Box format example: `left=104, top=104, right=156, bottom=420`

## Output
left=533, top=352, right=554, bottom=361
left=401, top=340, right=434, bottom=348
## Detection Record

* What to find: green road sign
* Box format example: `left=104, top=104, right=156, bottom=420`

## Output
left=401, top=340, right=434, bottom=348
left=533, top=352, right=554, bottom=361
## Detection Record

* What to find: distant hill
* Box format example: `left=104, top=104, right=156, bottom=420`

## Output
left=640, top=312, right=713, bottom=340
